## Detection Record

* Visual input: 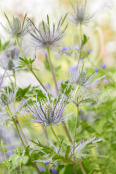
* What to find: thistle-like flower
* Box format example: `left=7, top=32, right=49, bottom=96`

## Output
left=0, top=87, right=18, bottom=106
left=70, top=0, right=94, bottom=25
left=71, top=137, right=103, bottom=159
left=72, top=88, right=99, bottom=106
left=0, top=41, right=29, bottom=71
left=0, top=47, right=19, bottom=71
left=1, top=13, right=31, bottom=38
left=29, top=14, right=68, bottom=49
left=25, top=94, right=70, bottom=127
left=69, top=65, right=104, bottom=89
left=0, top=87, right=30, bottom=124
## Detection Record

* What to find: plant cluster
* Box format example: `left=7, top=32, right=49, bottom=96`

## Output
left=0, top=0, right=115, bottom=174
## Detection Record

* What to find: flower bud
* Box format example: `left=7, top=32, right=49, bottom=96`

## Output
left=1, top=93, right=8, bottom=105
left=12, top=17, right=21, bottom=36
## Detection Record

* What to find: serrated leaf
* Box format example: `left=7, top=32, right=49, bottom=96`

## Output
left=16, top=86, right=30, bottom=101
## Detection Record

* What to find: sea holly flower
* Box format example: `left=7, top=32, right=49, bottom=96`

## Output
left=1, top=13, right=31, bottom=38
left=71, top=87, right=99, bottom=106
left=69, top=65, right=105, bottom=89
left=28, top=14, right=68, bottom=49
left=71, top=137, right=103, bottom=159
left=0, top=87, right=18, bottom=106
left=70, top=0, right=94, bottom=26
left=24, top=94, right=70, bottom=127
left=0, top=87, right=30, bottom=122
left=0, top=44, right=23, bottom=71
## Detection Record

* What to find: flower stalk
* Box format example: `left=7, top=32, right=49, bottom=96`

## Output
left=1, top=139, right=11, bottom=174
left=50, top=124, right=65, bottom=150
left=46, top=48, right=73, bottom=144
left=6, top=106, right=41, bottom=174
left=15, top=36, right=47, bottom=93
left=47, top=48, right=58, bottom=94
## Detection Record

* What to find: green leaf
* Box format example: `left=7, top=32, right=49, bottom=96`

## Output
left=60, top=81, right=73, bottom=96
left=10, top=153, right=29, bottom=167
left=81, top=34, right=89, bottom=47
left=16, top=86, right=30, bottom=101
left=17, top=57, right=35, bottom=69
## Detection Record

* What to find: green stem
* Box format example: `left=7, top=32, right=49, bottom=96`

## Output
left=78, top=160, right=86, bottom=174
left=13, top=70, right=16, bottom=88
left=1, top=140, right=11, bottom=174
left=47, top=48, right=59, bottom=94
left=50, top=125, right=65, bottom=150
left=15, top=37, right=25, bottom=58
left=50, top=125, right=77, bottom=172
left=13, top=118, right=26, bottom=147
left=72, top=103, right=86, bottom=174
left=30, top=68, right=47, bottom=93
left=16, top=36, right=47, bottom=93
left=74, top=107, right=79, bottom=143
left=6, top=106, right=41, bottom=174
left=46, top=49, right=73, bottom=144
left=73, top=163, right=77, bottom=174
left=7, top=106, right=26, bottom=147
left=76, top=23, right=82, bottom=70
left=62, top=121, right=72, bottom=143
left=43, top=128, right=48, bottom=145
left=72, top=107, right=79, bottom=174
left=20, top=163, right=22, bottom=174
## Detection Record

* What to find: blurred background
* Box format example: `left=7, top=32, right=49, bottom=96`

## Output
left=0, top=0, right=116, bottom=82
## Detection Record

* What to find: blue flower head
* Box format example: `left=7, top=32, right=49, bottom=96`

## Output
left=51, top=168, right=57, bottom=173
left=45, top=52, right=48, bottom=58
left=29, top=14, right=68, bottom=49
left=61, top=46, right=71, bottom=52
left=45, top=162, right=50, bottom=165
left=101, top=63, right=106, bottom=69
left=25, top=94, right=70, bottom=127
left=94, top=68, right=99, bottom=73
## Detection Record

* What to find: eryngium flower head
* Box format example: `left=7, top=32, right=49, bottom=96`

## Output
left=1, top=13, right=31, bottom=38
left=29, top=14, right=68, bottom=49
left=0, top=46, right=19, bottom=71
left=0, top=41, right=29, bottom=71
left=70, top=0, right=94, bottom=25
left=69, top=65, right=104, bottom=89
left=25, top=94, right=69, bottom=127
left=71, top=137, right=103, bottom=159
left=0, top=87, right=18, bottom=106
left=0, top=87, right=30, bottom=123
left=71, top=88, right=99, bottom=106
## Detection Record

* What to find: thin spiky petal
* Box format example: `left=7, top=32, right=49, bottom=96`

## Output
left=29, top=14, right=67, bottom=49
